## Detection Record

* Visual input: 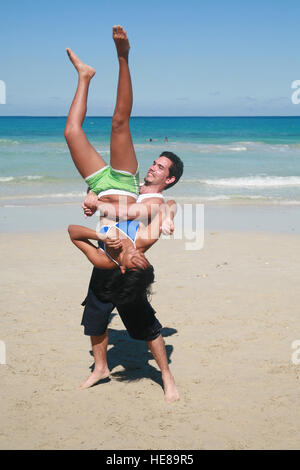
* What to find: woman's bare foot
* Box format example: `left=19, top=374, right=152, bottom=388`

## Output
left=78, top=366, right=110, bottom=390
left=66, top=48, right=96, bottom=79
left=112, top=25, right=130, bottom=58
left=162, top=371, right=180, bottom=403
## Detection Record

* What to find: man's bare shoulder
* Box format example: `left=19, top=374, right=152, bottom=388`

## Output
left=137, top=196, right=164, bottom=206
left=137, top=189, right=165, bottom=204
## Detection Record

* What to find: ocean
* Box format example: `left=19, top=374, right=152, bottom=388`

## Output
left=1, top=116, right=300, bottom=207
left=2, top=116, right=300, bottom=233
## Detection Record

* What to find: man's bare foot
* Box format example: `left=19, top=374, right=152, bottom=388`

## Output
left=112, top=25, right=130, bottom=58
left=78, top=366, right=110, bottom=390
left=66, top=48, right=96, bottom=79
left=162, top=371, right=180, bottom=403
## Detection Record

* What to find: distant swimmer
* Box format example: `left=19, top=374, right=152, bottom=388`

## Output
left=164, top=137, right=168, bottom=142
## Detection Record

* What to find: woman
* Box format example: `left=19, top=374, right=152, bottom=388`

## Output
left=68, top=198, right=175, bottom=303
left=65, top=26, right=175, bottom=303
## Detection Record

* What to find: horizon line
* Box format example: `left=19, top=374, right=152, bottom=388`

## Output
left=0, top=115, right=300, bottom=118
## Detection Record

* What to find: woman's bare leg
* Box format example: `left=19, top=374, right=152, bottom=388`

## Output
left=110, top=26, right=138, bottom=174
left=64, top=49, right=107, bottom=179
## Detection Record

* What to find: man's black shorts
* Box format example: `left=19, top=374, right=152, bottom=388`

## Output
left=81, top=267, right=162, bottom=341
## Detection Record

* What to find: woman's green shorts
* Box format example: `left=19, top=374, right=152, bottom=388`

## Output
left=85, top=166, right=140, bottom=199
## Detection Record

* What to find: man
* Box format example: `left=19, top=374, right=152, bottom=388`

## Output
left=66, top=25, right=183, bottom=402
left=80, top=152, right=183, bottom=403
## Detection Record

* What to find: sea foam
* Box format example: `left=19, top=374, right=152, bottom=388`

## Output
left=201, top=176, right=300, bottom=188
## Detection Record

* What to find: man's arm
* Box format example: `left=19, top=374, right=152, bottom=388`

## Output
left=98, top=199, right=177, bottom=235
left=140, top=200, right=177, bottom=251
left=98, top=197, right=164, bottom=221
left=81, top=190, right=173, bottom=226
left=81, top=191, right=163, bottom=221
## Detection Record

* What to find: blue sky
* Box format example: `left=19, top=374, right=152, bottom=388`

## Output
left=1, top=0, right=300, bottom=116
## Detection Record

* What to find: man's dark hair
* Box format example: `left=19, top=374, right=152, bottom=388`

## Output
left=97, top=265, right=155, bottom=305
left=160, top=151, right=184, bottom=190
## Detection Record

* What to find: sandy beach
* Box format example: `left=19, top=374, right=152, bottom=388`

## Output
left=1, top=223, right=300, bottom=450
left=1, top=0, right=300, bottom=452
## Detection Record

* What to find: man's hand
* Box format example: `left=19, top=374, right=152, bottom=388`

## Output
left=161, top=217, right=174, bottom=235
left=82, top=190, right=99, bottom=218
left=160, top=200, right=176, bottom=235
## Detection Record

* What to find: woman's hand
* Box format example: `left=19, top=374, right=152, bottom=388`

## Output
left=96, top=231, right=122, bottom=250
left=105, top=235, right=122, bottom=251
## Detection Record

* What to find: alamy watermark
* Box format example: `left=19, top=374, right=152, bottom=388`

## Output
left=0, top=340, right=6, bottom=364
left=0, top=80, right=6, bottom=104
left=291, top=340, right=300, bottom=365
left=291, top=80, right=300, bottom=104
left=167, top=202, right=204, bottom=251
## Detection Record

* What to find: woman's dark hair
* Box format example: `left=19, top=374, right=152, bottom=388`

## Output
left=160, top=151, right=184, bottom=189
left=97, top=265, right=155, bottom=305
